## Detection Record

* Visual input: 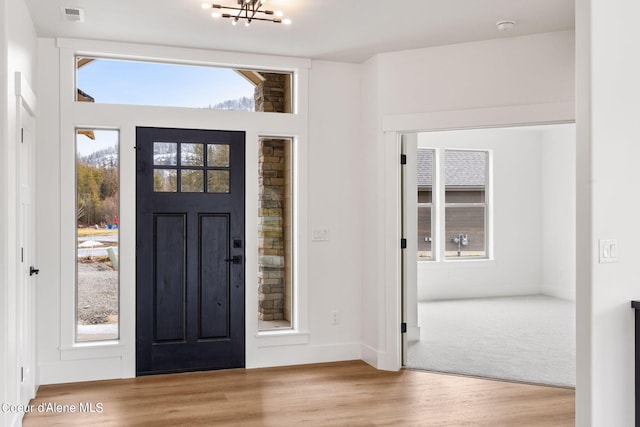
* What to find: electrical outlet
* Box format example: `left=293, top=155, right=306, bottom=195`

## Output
left=331, top=310, right=340, bottom=325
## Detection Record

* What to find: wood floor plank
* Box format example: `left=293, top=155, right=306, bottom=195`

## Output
left=23, top=361, right=574, bottom=426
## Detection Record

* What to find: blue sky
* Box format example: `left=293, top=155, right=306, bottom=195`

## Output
left=76, top=59, right=257, bottom=155
left=77, top=58, right=254, bottom=108
left=77, top=130, right=119, bottom=157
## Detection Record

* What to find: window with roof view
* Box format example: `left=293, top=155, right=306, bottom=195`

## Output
left=444, top=150, right=488, bottom=259
left=417, top=149, right=434, bottom=260
left=417, top=149, right=489, bottom=260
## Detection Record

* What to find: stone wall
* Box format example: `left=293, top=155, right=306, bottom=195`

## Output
left=258, top=138, right=288, bottom=321
left=256, top=72, right=292, bottom=323
left=254, top=73, right=291, bottom=114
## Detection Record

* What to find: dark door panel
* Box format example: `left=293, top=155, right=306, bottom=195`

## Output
left=136, top=127, right=245, bottom=376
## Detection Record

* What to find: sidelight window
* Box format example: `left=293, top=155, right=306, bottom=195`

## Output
left=258, top=137, right=293, bottom=331
left=76, top=129, right=120, bottom=342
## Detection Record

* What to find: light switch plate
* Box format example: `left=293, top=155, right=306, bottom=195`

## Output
left=312, top=228, right=330, bottom=242
left=599, top=239, right=618, bottom=263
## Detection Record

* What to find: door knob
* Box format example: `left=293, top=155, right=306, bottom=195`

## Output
left=29, top=266, right=40, bottom=276
left=224, top=255, right=242, bottom=265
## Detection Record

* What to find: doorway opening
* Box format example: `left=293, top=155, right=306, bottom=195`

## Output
left=402, top=123, right=576, bottom=387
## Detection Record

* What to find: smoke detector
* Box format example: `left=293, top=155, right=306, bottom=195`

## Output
left=496, top=20, right=516, bottom=31
left=61, top=7, right=85, bottom=23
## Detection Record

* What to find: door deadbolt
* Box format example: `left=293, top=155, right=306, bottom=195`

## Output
left=224, top=255, right=242, bottom=265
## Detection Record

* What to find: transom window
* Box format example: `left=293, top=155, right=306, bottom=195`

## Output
left=76, top=57, right=293, bottom=113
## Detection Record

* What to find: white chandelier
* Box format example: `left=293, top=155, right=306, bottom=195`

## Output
left=202, top=0, right=291, bottom=26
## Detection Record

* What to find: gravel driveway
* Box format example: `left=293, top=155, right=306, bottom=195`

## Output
left=77, top=260, right=118, bottom=325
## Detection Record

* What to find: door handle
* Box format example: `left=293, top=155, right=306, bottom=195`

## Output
left=29, top=266, right=40, bottom=276
left=224, top=255, right=242, bottom=265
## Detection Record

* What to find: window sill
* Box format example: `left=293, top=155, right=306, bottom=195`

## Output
left=443, top=257, right=493, bottom=263
left=255, top=330, right=310, bottom=347
left=59, top=340, right=123, bottom=361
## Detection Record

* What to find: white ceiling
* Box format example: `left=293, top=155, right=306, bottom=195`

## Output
left=24, top=0, right=575, bottom=63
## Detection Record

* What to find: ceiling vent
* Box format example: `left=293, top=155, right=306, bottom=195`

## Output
left=61, top=7, right=85, bottom=23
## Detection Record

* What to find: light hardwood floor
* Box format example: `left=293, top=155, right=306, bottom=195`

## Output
left=23, top=361, right=574, bottom=426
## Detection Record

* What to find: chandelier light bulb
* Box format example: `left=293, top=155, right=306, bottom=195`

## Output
left=282, top=18, right=291, bottom=25
left=232, top=18, right=238, bottom=25
left=211, top=11, right=221, bottom=18
left=274, top=10, right=283, bottom=17
left=201, top=2, right=211, bottom=9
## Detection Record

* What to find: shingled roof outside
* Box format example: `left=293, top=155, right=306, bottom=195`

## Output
left=417, top=149, right=486, bottom=188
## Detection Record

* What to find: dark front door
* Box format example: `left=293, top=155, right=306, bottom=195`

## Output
left=136, top=127, right=245, bottom=376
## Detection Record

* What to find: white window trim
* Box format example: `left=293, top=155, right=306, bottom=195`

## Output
left=54, top=38, right=311, bottom=379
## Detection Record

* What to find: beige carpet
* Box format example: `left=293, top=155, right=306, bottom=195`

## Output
left=406, top=295, right=575, bottom=387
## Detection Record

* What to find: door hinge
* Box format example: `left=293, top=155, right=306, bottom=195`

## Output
left=400, top=154, right=407, bottom=165
left=21, top=128, right=24, bottom=143
left=21, top=247, right=24, bottom=263
left=20, top=366, right=24, bottom=382
left=401, top=323, right=407, bottom=333
left=401, top=238, right=407, bottom=249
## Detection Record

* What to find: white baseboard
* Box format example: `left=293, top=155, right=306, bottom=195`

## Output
left=407, top=325, right=421, bottom=342
left=39, top=357, right=123, bottom=385
left=39, top=343, right=369, bottom=384
left=541, top=287, right=575, bottom=302
left=8, top=412, right=21, bottom=427
left=247, top=342, right=361, bottom=369
left=360, top=343, right=382, bottom=369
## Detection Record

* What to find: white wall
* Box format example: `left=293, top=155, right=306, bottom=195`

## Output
left=0, top=1, right=9, bottom=425
left=1, top=0, right=37, bottom=426
left=361, top=31, right=576, bottom=370
left=35, top=39, right=363, bottom=383
left=378, top=31, right=575, bottom=116
left=416, top=127, right=543, bottom=301
left=577, top=0, right=640, bottom=424
left=306, top=60, right=362, bottom=348
left=541, top=125, right=576, bottom=301
left=360, top=55, right=385, bottom=366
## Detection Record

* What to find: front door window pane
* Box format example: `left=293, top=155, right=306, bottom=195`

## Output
left=207, top=144, right=230, bottom=167
left=207, top=170, right=230, bottom=193
left=181, top=170, right=204, bottom=192
left=181, top=143, right=205, bottom=167
left=154, top=169, right=177, bottom=192
left=153, top=142, right=177, bottom=166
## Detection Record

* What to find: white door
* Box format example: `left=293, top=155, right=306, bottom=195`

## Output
left=17, top=102, right=37, bottom=405
left=401, top=134, right=420, bottom=363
